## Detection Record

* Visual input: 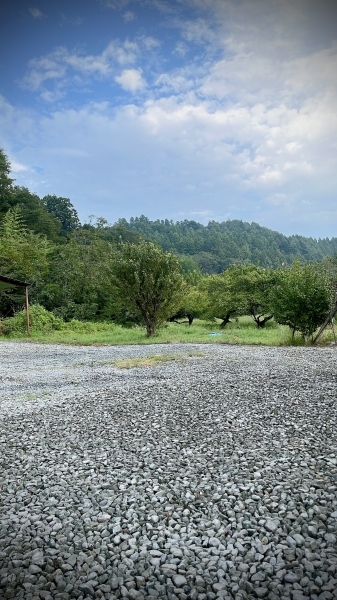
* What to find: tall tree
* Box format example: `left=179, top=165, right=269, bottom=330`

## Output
left=0, top=148, right=14, bottom=212
left=0, top=151, right=62, bottom=240
left=0, top=206, right=51, bottom=316
left=112, top=241, right=185, bottom=335
left=42, top=229, right=115, bottom=321
left=10, top=187, right=62, bottom=241
left=43, top=195, right=81, bottom=235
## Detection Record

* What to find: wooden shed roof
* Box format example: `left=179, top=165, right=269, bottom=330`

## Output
left=0, top=275, right=29, bottom=291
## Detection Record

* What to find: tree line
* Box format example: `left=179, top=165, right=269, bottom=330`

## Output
left=117, top=215, right=337, bottom=272
left=0, top=148, right=336, bottom=339
left=177, top=262, right=335, bottom=341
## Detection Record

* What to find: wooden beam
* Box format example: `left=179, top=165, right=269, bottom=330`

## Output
left=25, top=286, right=30, bottom=336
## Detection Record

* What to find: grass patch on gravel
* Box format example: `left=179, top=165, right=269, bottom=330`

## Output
left=112, top=352, right=202, bottom=369
left=2, top=315, right=332, bottom=346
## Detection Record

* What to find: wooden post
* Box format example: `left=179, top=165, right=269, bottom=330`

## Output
left=313, top=300, right=337, bottom=344
left=25, top=286, right=30, bottom=336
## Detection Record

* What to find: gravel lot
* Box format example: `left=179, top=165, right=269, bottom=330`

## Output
left=0, top=341, right=337, bottom=600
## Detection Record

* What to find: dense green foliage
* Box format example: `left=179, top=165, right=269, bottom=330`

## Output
left=271, top=262, right=333, bottom=339
left=1, top=304, right=63, bottom=335
left=0, top=149, right=14, bottom=206
left=0, top=150, right=62, bottom=241
left=1, top=304, right=117, bottom=336
left=112, top=241, right=185, bottom=335
left=202, top=265, right=274, bottom=327
left=40, top=231, right=116, bottom=321
left=0, top=206, right=52, bottom=316
left=117, top=215, right=337, bottom=273
left=43, top=195, right=81, bottom=235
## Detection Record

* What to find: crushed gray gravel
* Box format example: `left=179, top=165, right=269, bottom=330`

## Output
left=0, top=341, right=337, bottom=600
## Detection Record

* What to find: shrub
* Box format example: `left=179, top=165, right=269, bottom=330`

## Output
left=61, top=319, right=115, bottom=332
left=1, top=305, right=64, bottom=335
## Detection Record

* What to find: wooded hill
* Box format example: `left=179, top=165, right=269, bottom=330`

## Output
left=116, top=216, right=337, bottom=273
left=1, top=146, right=337, bottom=276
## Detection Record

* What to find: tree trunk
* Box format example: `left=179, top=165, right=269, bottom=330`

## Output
left=256, top=314, right=273, bottom=328
left=146, top=321, right=156, bottom=336
left=168, top=311, right=194, bottom=326
left=220, top=310, right=236, bottom=328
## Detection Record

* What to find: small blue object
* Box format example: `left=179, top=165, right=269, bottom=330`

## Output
left=208, top=332, right=223, bottom=336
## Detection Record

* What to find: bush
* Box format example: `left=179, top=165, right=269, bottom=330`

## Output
left=271, top=262, right=332, bottom=340
left=61, top=319, right=115, bottom=332
left=1, top=305, right=64, bottom=335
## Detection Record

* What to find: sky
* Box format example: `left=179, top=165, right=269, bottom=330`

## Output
left=0, top=0, right=337, bottom=237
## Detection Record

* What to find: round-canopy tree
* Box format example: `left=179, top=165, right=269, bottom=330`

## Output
left=43, top=195, right=81, bottom=235
left=271, top=261, right=332, bottom=340
left=202, top=264, right=274, bottom=327
left=112, top=241, right=185, bottom=336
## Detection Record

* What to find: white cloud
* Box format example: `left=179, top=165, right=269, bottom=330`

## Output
left=285, top=43, right=337, bottom=96
left=173, top=41, right=189, bottom=57
left=144, top=0, right=177, bottom=15
left=179, top=18, right=217, bottom=45
left=10, top=160, right=29, bottom=173
left=3, top=0, right=337, bottom=236
left=20, top=34, right=161, bottom=100
left=138, top=35, right=161, bottom=51
left=2, top=83, right=337, bottom=236
left=155, top=73, right=194, bottom=93
left=123, top=10, right=136, bottom=22
left=60, top=13, right=84, bottom=26
left=28, top=7, right=45, bottom=19
left=21, top=40, right=140, bottom=96
left=21, top=48, right=68, bottom=92
left=115, top=68, right=146, bottom=91
left=99, top=0, right=129, bottom=9
left=72, top=39, right=138, bottom=71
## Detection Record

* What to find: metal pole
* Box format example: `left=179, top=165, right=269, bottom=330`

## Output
left=25, top=286, right=30, bottom=336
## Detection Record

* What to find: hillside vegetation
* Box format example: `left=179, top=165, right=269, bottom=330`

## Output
left=117, top=215, right=337, bottom=273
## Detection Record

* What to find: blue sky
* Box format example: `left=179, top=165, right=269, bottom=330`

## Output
left=1, top=0, right=337, bottom=237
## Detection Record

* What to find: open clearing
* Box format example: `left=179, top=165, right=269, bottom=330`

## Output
left=0, top=342, right=337, bottom=600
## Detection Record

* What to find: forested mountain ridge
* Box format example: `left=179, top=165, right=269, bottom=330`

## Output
left=117, top=215, right=337, bottom=273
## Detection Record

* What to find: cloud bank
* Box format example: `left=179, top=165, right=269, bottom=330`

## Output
left=1, top=0, right=337, bottom=237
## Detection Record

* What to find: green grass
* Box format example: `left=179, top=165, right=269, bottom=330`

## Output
left=112, top=352, right=203, bottom=369
left=2, top=311, right=333, bottom=346
left=0, top=316, right=298, bottom=346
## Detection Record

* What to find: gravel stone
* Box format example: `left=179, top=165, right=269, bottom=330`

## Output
left=172, top=574, right=187, bottom=587
left=254, top=588, right=268, bottom=598
left=1, top=341, right=337, bottom=600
